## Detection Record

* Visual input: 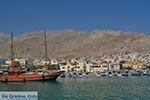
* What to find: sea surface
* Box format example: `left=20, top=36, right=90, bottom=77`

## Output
left=0, top=76, right=150, bottom=100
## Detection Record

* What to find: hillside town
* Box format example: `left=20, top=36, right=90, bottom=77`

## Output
left=0, top=52, right=150, bottom=77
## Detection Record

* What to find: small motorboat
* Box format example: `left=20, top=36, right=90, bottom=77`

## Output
left=78, top=72, right=83, bottom=78
left=100, top=72, right=107, bottom=76
left=142, top=70, right=150, bottom=76
left=95, top=72, right=101, bottom=77
left=60, top=72, right=66, bottom=78
left=108, top=71, right=112, bottom=77
left=122, top=70, right=129, bottom=76
left=116, top=71, right=122, bottom=77
left=131, top=70, right=142, bottom=76
left=85, top=72, right=90, bottom=78
left=72, top=72, right=78, bottom=78
left=67, top=72, right=72, bottom=78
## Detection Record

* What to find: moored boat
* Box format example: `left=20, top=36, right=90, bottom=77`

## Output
left=0, top=70, right=64, bottom=82
left=131, top=70, right=142, bottom=76
left=100, top=71, right=107, bottom=76
left=108, top=71, right=112, bottom=77
left=122, top=70, right=129, bottom=76
left=116, top=71, right=122, bottom=77
left=142, top=70, right=150, bottom=76
left=85, top=72, right=90, bottom=78
left=0, top=28, right=64, bottom=82
left=72, top=72, right=78, bottom=78
left=60, top=71, right=66, bottom=78
left=67, top=72, right=73, bottom=77
left=78, top=72, right=83, bottom=78
left=95, top=71, right=101, bottom=77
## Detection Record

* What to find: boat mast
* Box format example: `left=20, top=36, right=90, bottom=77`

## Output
left=44, top=27, right=48, bottom=67
left=11, top=32, right=14, bottom=66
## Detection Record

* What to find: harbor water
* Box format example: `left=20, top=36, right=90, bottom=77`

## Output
left=0, top=76, right=150, bottom=100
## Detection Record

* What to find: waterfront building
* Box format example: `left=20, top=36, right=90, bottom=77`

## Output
left=108, top=62, right=120, bottom=71
left=33, top=59, right=41, bottom=66
left=14, top=58, right=28, bottom=68
left=5, top=60, right=12, bottom=66
left=84, top=62, right=91, bottom=72
left=101, top=61, right=109, bottom=71
left=59, top=60, right=76, bottom=72
left=26, top=59, right=34, bottom=66
left=59, top=60, right=91, bottom=73
left=51, top=59, right=58, bottom=65
left=78, top=61, right=91, bottom=72
left=59, top=61, right=68, bottom=72
left=132, top=61, right=144, bottom=69
left=1, top=52, right=150, bottom=71
left=91, top=65, right=102, bottom=73
left=40, top=59, right=50, bottom=66
left=0, top=59, right=6, bottom=66
left=122, top=62, right=132, bottom=69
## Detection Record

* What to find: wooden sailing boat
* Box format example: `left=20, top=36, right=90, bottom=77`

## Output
left=0, top=28, right=63, bottom=82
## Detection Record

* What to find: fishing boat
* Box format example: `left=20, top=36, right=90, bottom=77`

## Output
left=0, top=28, right=63, bottom=82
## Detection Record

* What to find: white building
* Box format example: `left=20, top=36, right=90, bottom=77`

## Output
left=59, top=61, right=91, bottom=72
left=108, top=63, right=120, bottom=71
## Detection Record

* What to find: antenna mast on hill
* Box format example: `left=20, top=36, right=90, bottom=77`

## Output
left=44, top=27, right=48, bottom=67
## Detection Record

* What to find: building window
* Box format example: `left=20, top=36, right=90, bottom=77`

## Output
left=68, top=66, right=70, bottom=69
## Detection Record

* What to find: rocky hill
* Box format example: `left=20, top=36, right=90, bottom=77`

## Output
left=0, top=30, right=150, bottom=59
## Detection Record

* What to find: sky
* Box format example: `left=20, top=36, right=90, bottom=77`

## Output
left=0, top=0, right=150, bottom=35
